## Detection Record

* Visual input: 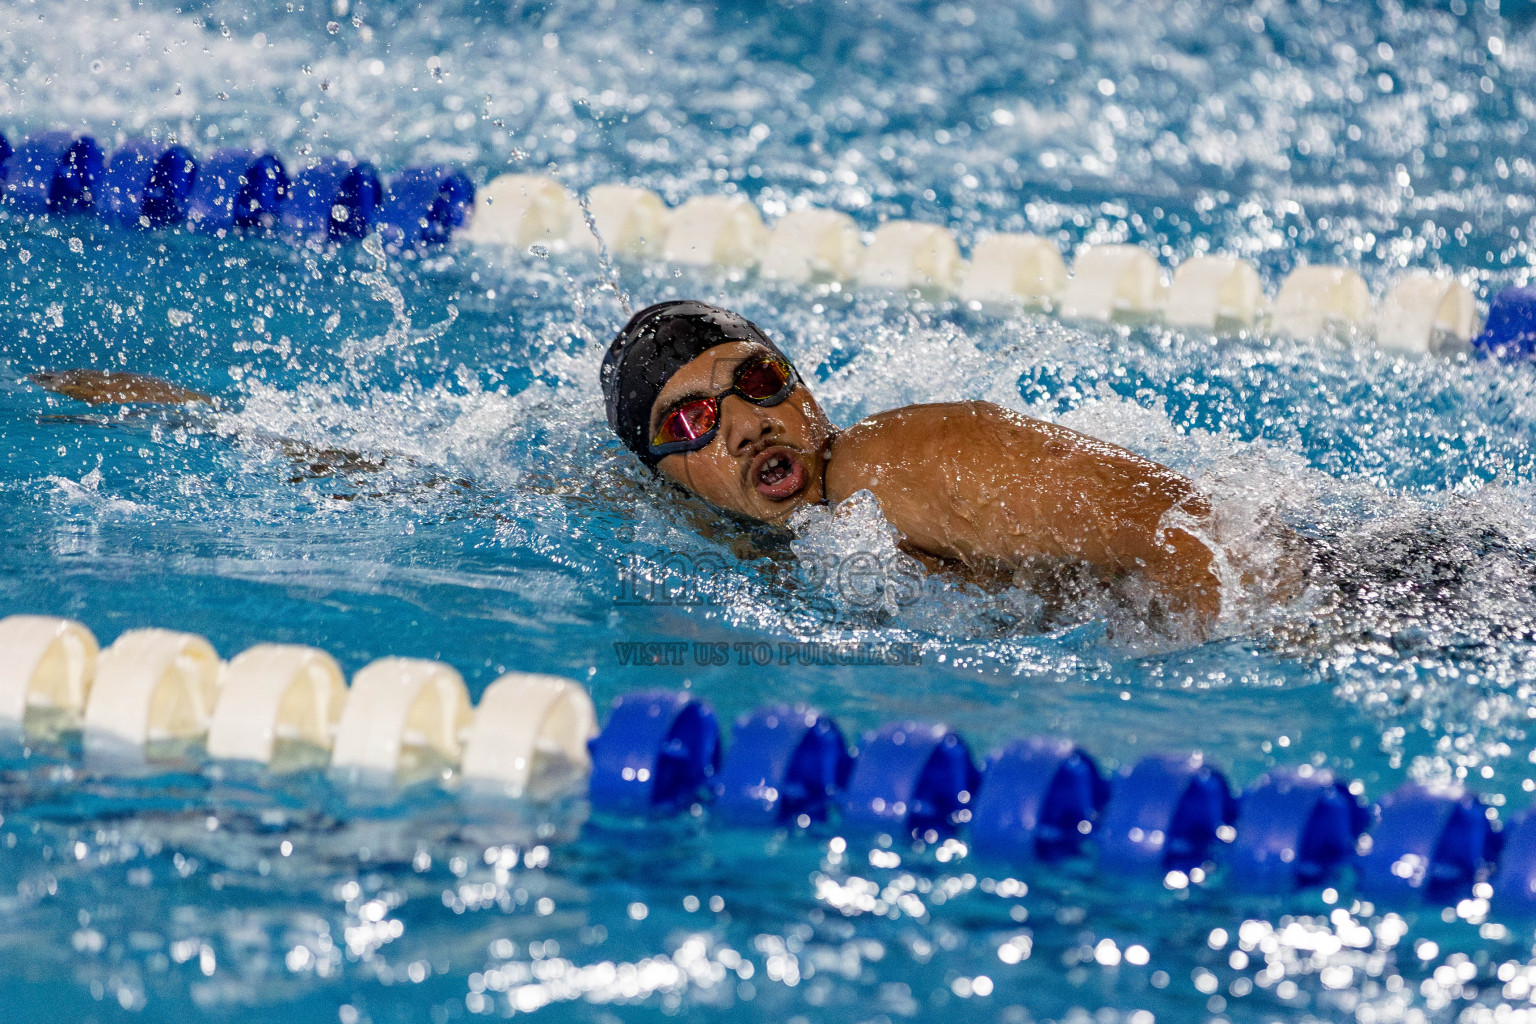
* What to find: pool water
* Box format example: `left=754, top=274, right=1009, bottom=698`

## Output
left=5, top=0, right=1536, bottom=1020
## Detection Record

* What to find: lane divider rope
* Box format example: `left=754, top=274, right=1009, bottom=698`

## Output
left=0, top=128, right=1529, bottom=355
left=3, top=613, right=1533, bottom=917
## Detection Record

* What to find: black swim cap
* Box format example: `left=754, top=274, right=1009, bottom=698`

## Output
left=601, top=300, right=791, bottom=469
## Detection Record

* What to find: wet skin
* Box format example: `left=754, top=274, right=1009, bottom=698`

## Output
left=651, top=340, right=1221, bottom=624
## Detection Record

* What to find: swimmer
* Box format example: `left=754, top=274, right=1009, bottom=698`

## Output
left=25, top=302, right=1228, bottom=632
left=34, top=308, right=1519, bottom=649
left=603, top=300, right=1224, bottom=630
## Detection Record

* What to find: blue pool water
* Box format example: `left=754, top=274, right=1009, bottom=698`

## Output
left=6, top=0, right=1536, bottom=1020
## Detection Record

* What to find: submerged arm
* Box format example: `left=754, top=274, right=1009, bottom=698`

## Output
left=29, top=369, right=214, bottom=406
left=25, top=368, right=462, bottom=492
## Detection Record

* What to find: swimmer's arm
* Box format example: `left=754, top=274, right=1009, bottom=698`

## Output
left=1104, top=513, right=1222, bottom=625
left=830, top=402, right=1221, bottom=624
left=962, top=407, right=1222, bottom=624
left=25, top=368, right=437, bottom=489
left=28, top=369, right=214, bottom=406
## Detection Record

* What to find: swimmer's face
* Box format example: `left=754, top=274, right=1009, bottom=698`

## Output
left=650, top=341, right=832, bottom=527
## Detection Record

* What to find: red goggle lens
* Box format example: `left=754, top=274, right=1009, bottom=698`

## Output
left=653, top=399, right=718, bottom=447
left=734, top=358, right=791, bottom=400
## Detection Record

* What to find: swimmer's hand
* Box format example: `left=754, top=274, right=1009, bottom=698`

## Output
left=27, top=369, right=214, bottom=407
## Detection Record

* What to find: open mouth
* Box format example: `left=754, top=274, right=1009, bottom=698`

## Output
left=750, top=446, right=809, bottom=501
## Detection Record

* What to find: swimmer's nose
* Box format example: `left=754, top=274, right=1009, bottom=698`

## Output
left=721, top=395, right=775, bottom=455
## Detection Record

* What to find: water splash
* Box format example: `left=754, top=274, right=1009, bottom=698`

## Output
left=575, top=190, right=633, bottom=318
left=787, top=489, right=927, bottom=622
left=341, top=233, right=459, bottom=371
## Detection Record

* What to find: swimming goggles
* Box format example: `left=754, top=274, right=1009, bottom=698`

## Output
left=648, top=354, right=799, bottom=459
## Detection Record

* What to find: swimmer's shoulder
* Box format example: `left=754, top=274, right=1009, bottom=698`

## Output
left=838, top=401, right=1059, bottom=459
left=842, top=400, right=1042, bottom=436
left=824, top=401, right=1049, bottom=502
left=832, top=402, right=985, bottom=462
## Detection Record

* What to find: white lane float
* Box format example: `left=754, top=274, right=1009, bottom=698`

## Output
left=206, top=644, right=347, bottom=766
left=958, top=232, right=1067, bottom=309
left=568, top=184, right=670, bottom=260
left=462, top=173, right=579, bottom=251
left=460, top=672, right=598, bottom=799
left=1376, top=273, right=1479, bottom=353
left=1058, top=244, right=1165, bottom=321
left=1163, top=256, right=1264, bottom=330
left=83, top=629, right=222, bottom=759
left=330, top=657, right=472, bottom=780
left=856, top=220, right=963, bottom=296
left=759, top=208, right=863, bottom=284
left=451, top=182, right=1489, bottom=360
left=0, top=615, right=99, bottom=727
left=663, top=195, right=769, bottom=270
left=1269, top=265, right=1374, bottom=339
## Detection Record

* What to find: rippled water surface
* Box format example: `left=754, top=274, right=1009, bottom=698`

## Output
left=6, top=0, right=1536, bottom=1020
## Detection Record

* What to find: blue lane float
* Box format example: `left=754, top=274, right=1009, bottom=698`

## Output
left=839, top=721, right=980, bottom=840
left=711, top=705, right=851, bottom=827
left=587, top=690, right=719, bottom=815
left=99, top=139, right=198, bottom=229
left=1227, top=768, right=1367, bottom=890
left=1095, top=753, right=1238, bottom=874
left=3, top=131, right=104, bottom=216
left=969, top=737, right=1107, bottom=863
left=1493, top=811, right=1536, bottom=913
left=1357, top=783, right=1494, bottom=902
left=185, top=149, right=287, bottom=234
left=1473, top=286, right=1536, bottom=358
left=582, top=697, right=1521, bottom=914
left=377, top=165, right=475, bottom=251
left=282, top=157, right=383, bottom=241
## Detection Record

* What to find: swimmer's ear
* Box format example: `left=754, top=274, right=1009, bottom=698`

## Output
left=27, top=369, right=214, bottom=407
